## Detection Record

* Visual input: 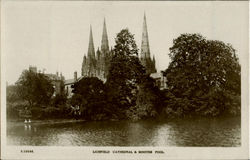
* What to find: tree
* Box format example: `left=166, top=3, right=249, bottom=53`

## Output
left=164, top=34, right=241, bottom=117
left=71, top=77, right=109, bottom=120
left=126, top=76, right=163, bottom=120
left=6, top=85, right=25, bottom=119
left=106, top=29, right=145, bottom=117
left=15, top=69, right=54, bottom=108
left=7, top=85, right=20, bottom=103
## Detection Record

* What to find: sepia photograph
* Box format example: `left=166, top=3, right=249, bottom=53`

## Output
left=1, top=0, right=249, bottom=159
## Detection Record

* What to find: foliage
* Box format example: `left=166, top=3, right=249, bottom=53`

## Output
left=51, top=93, right=68, bottom=108
left=15, top=70, right=54, bottom=107
left=7, top=85, right=21, bottom=103
left=71, top=77, right=110, bottom=120
left=29, top=105, right=72, bottom=120
left=126, top=76, right=162, bottom=120
left=106, top=29, right=145, bottom=117
left=164, top=33, right=241, bottom=117
left=6, top=85, right=24, bottom=119
left=7, top=70, right=73, bottom=120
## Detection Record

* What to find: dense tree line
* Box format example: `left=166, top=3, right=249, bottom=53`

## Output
left=71, top=29, right=159, bottom=120
left=163, top=34, right=241, bottom=117
left=7, top=31, right=241, bottom=121
left=7, top=70, right=70, bottom=120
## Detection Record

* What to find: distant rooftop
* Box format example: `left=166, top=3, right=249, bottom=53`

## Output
left=45, top=73, right=61, bottom=81
left=150, top=72, right=161, bottom=79
left=64, top=76, right=84, bottom=85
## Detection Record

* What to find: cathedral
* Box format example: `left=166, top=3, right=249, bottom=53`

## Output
left=65, top=14, right=166, bottom=97
left=81, top=14, right=156, bottom=81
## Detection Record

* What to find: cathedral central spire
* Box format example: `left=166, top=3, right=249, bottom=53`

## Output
left=101, top=18, right=109, bottom=53
left=88, top=25, right=95, bottom=59
left=140, top=13, right=156, bottom=74
left=141, top=13, right=150, bottom=59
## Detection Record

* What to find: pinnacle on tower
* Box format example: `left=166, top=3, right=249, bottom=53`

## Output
left=88, top=25, right=95, bottom=59
left=153, top=55, right=156, bottom=64
left=101, top=18, right=109, bottom=53
left=141, top=13, right=150, bottom=59
left=97, top=47, right=101, bottom=60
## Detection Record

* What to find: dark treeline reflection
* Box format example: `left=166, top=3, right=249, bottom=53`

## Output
left=7, top=117, right=240, bottom=147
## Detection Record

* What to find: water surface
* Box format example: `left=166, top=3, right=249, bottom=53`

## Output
left=7, top=117, right=240, bottom=146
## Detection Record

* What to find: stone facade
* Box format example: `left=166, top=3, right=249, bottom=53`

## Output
left=28, top=66, right=64, bottom=96
left=64, top=72, right=82, bottom=98
left=81, top=14, right=156, bottom=82
left=64, top=13, right=167, bottom=98
left=45, top=72, right=64, bottom=96
left=150, top=71, right=167, bottom=90
left=81, top=19, right=113, bottom=82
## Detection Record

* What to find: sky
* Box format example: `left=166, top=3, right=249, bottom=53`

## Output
left=2, top=1, right=248, bottom=84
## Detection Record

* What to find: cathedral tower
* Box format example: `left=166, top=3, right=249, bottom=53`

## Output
left=88, top=25, right=95, bottom=59
left=101, top=18, right=109, bottom=53
left=140, top=13, right=156, bottom=74
left=82, top=25, right=97, bottom=77
left=141, top=13, right=150, bottom=61
left=99, top=18, right=111, bottom=80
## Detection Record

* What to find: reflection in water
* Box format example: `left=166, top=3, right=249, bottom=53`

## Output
left=7, top=117, right=240, bottom=146
left=152, top=124, right=175, bottom=146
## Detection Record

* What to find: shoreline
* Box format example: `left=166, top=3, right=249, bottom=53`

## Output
left=6, top=115, right=240, bottom=126
left=7, top=119, right=86, bottom=127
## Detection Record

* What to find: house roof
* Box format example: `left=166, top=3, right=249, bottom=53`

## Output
left=45, top=73, right=61, bottom=81
left=150, top=72, right=161, bottom=79
left=64, top=79, right=75, bottom=85
left=64, top=76, right=84, bottom=85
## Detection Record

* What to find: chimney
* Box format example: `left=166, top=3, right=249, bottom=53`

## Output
left=56, top=71, right=59, bottom=77
left=74, top=71, right=77, bottom=82
left=29, top=66, right=37, bottom=73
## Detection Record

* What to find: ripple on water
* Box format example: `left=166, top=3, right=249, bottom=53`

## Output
left=7, top=117, right=241, bottom=146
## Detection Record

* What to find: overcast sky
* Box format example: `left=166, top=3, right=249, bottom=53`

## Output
left=2, top=1, right=248, bottom=84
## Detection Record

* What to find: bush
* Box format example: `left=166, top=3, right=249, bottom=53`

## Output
left=30, top=107, right=44, bottom=119
left=43, top=107, right=61, bottom=119
left=30, top=104, right=72, bottom=120
left=7, top=103, right=20, bottom=120
left=6, top=102, right=28, bottom=120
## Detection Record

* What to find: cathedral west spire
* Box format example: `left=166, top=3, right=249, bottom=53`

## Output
left=101, top=18, right=109, bottom=53
left=88, top=25, right=95, bottom=59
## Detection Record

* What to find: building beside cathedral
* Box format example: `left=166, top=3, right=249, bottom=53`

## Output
left=28, top=66, right=65, bottom=96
